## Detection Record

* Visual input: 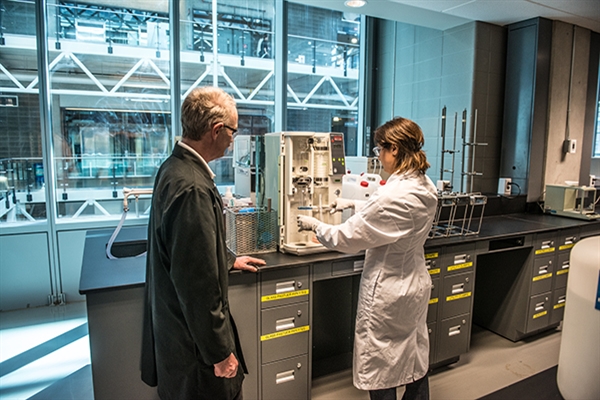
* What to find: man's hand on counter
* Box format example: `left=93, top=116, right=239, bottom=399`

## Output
left=233, top=256, right=266, bottom=272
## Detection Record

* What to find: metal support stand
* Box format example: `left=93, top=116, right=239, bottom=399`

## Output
left=431, top=108, right=488, bottom=238
left=461, top=109, right=488, bottom=193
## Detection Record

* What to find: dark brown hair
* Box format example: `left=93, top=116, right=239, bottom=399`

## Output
left=374, top=117, right=430, bottom=174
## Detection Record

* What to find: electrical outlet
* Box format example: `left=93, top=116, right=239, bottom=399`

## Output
left=498, top=178, right=511, bottom=195
left=563, top=139, right=577, bottom=154
left=436, top=180, right=451, bottom=192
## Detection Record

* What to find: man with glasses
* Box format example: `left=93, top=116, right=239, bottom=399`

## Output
left=142, top=86, right=265, bottom=400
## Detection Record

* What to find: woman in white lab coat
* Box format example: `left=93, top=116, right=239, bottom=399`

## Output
left=298, top=117, right=437, bottom=400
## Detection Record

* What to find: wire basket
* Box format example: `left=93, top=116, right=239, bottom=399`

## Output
left=225, top=208, right=278, bottom=255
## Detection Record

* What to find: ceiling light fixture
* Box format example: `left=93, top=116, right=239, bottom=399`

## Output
left=345, top=0, right=367, bottom=7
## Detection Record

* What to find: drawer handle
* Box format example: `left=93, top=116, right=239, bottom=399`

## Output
left=541, top=240, right=553, bottom=249
left=276, top=317, right=295, bottom=331
left=558, top=295, right=566, bottom=304
left=564, top=236, right=575, bottom=245
left=353, top=260, right=364, bottom=271
left=276, top=280, right=296, bottom=294
left=448, top=325, right=461, bottom=337
left=454, top=254, right=467, bottom=264
left=537, top=266, right=548, bottom=275
left=276, top=370, right=295, bottom=384
left=451, top=283, right=464, bottom=294
left=535, top=301, right=545, bottom=312
left=561, top=261, right=569, bottom=269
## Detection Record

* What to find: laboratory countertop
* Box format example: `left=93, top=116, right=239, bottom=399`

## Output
left=79, top=213, right=600, bottom=295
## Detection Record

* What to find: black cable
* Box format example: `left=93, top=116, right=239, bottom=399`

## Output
left=509, top=182, right=521, bottom=196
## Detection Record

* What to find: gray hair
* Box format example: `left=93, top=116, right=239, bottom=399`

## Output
left=181, top=86, right=236, bottom=140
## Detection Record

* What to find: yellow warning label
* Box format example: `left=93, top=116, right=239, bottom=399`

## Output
left=428, top=268, right=441, bottom=275
left=446, top=292, right=472, bottom=302
left=559, top=244, right=575, bottom=251
left=261, top=289, right=309, bottom=303
left=535, top=247, right=555, bottom=255
left=448, top=262, right=473, bottom=272
left=533, top=310, right=548, bottom=319
left=532, top=273, right=552, bottom=282
left=429, top=298, right=439, bottom=305
left=553, top=303, right=565, bottom=309
left=425, top=252, right=439, bottom=259
left=260, top=325, right=310, bottom=341
left=556, top=269, right=569, bottom=275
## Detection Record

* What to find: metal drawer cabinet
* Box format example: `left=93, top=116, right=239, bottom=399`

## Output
left=441, top=243, right=476, bottom=276
left=556, top=229, right=578, bottom=252
left=441, top=271, right=474, bottom=319
left=437, top=314, right=471, bottom=362
left=261, top=302, right=309, bottom=364
left=427, top=322, right=437, bottom=365
left=552, top=229, right=577, bottom=289
left=533, top=231, right=556, bottom=257
left=332, top=257, right=364, bottom=276
left=425, top=249, right=441, bottom=278
left=550, top=287, right=567, bottom=325
left=526, top=292, right=551, bottom=333
left=530, top=255, right=554, bottom=296
left=261, top=266, right=309, bottom=309
left=554, top=252, right=571, bottom=289
left=261, top=354, right=308, bottom=400
left=427, top=277, right=439, bottom=323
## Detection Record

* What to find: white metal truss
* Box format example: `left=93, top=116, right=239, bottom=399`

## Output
left=247, top=70, right=274, bottom=101
left=0, top=36, right=358, bottom=112
left=0, top=63, right=26, bottom=89
left=110, top=58, right=170, bottom=93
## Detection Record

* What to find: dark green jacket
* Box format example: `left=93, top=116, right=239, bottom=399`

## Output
left=141, top=144, right=243, bottom=400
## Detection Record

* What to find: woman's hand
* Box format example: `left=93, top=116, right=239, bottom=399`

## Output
left=329, top=198, right=355, bottom=213
left=297, top=215, right=320, bottom=232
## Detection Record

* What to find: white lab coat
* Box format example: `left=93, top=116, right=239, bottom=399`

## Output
left=315, top=171, right=437, bottom=390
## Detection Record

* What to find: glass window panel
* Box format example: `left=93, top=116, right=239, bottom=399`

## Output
left=180, top=1, right=275, bottom=193
left=287, top=3, right=360, bottom=157
left=0, top=0, right=47, bottom=224
left=591, top=68, right=599, bottom=158
left=47, top=1, right=172, bottom=222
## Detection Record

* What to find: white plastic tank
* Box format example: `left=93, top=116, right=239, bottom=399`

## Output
left=556, top=235, right=600, bottom=400
left=342, top=173, right=385, bottom=201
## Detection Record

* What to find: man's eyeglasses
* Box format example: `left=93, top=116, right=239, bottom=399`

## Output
left=222, top=124, right=238, bottom=136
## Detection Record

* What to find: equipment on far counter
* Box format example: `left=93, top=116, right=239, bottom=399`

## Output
left=544, top=184, right=600, bottom=220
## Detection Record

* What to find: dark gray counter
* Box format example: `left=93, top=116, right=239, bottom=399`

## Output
left=79, top=226, right=147, bottom=294
left=79, top=214, right=599, bottom=294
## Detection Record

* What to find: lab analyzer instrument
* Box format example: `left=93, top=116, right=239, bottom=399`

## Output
left=265, top=132, right=346, bottom=255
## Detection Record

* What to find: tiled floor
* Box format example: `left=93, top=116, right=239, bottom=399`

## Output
left=0, top=302, right=90, bottom=400
left=0, top=301, right=561, bottom=400
left=312, top=324, right=561, bottom=400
